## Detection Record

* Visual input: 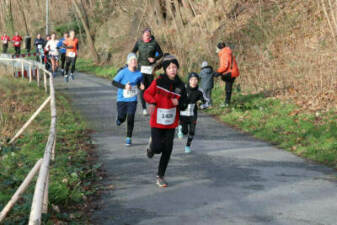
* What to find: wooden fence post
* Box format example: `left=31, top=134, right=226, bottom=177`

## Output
left=37, top=68, right=40, bottom=87
left=21, top=61, right=24, bottom=79
left=0, top=159, right=43, bottom=223
left=9, top=96, right=51, bottom=144
left=29, top=64, right=32, bottom=83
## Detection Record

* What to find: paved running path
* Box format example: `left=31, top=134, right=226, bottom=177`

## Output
left=55, top=73, right=337, bottom=225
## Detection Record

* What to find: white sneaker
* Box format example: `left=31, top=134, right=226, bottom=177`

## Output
left=143, top=109, right=148, bottom=116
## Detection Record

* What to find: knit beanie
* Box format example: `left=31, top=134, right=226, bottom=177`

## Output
left=126, top=53, right=137, bottom=64
left=162, top=54, right=179, bottom=71
left=188, top=72, right=200, bottom=81
left=201, top=61, right=208, bottom=68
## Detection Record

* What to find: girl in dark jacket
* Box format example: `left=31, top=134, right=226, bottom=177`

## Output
left=144, top=54, right=188, bottom=188
left=177, top=73, right=208, bottom=153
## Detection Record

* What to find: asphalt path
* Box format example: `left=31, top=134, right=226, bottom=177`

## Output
left=54, top=72, right=337, bottom=225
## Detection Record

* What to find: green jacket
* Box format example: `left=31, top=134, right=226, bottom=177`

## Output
left=132, top=38, right=163, bottom=66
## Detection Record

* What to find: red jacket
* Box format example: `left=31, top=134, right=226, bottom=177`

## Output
left=144, top=74, right=187, bottom=129
left=12, top=35, right=22, bottom=47
left=1, top=35, right=10, bottom=44
left=217, top=47, right=239, bottom=78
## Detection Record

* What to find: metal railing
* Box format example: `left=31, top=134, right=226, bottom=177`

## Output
left=0, top=55, right=57, bottom=225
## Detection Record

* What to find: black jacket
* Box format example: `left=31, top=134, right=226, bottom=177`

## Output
left=180, top=84, right=208, bottom=121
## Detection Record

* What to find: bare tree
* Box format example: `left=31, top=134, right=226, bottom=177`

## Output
left=71, top=0, right=100, bottom=63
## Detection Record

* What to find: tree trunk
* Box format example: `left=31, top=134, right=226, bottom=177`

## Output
left=71, top=0, right=100, bottom=63
left=18, top=0, right=29, bottom=35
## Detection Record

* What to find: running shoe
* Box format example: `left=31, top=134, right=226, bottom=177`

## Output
left=156, top=176, right=168, bottom=188
left=125, top=137, right=132, bottom=146
left=70, top=73, right=75, bottom=80
left=177, top=125, right=183, bottom=139
left=116, top=119, right=121, bottom=126
left=143, top=109, right=148, bottom=116
left=146, top=137, right=154, bottom=158
left=64, top=75, right=69, bottom=83
left=185, top=146, right=191, bottom=154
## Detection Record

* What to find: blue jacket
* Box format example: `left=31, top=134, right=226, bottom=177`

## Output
left=57, top=38, right=66, bottom=54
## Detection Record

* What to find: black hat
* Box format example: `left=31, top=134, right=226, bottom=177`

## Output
left=217, top=42, right=226, bottom=49
left=162, top=54, right=179, bottom=71
left=188, top=72, right=200, bottom=81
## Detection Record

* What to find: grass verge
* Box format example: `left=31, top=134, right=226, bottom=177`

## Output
left=0, top=75, right=99, bottom=224
left=76, top=58, right=117, bottom=80
left=208, top=84, right=337, bottom=169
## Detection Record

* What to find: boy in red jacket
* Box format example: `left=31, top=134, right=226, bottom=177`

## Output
left=12, top=32, right=23, bottom=55
left=1, top=33, right=10, bottom=53
left=144, top=54, right=188, bottom=188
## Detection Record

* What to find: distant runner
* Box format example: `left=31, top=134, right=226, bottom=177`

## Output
left=12, top=32, right=23, bottom=55
left=44, top=33, right=59, bottom=77
left=63, top=30, right=79, bottom=82
left=132, top=28, right=163, bottom=116
left=1, top=32, right=10, bottom=53
left=57, top=32, right=68, bottom=74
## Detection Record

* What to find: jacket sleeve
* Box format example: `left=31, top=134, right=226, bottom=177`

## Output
left=155, top=42, right=163, bottom=61
left=144, top=80, right=157, bottom=104
left=112, top=80, right=125, bottom=89
left=131, top=41, right=139, bottom=53
left=217, top=53, right=230, bottom=74
left=199, top=89, right=208, bottom=104
left=178, top=86, right=188, bottom=111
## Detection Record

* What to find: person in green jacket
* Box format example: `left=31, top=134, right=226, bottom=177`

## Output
left=132, top=28, right=163, bottom=116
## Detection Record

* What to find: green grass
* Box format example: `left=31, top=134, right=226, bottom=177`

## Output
left=76, top=58, right=117, bottom=79
left=0, top=76, right=98, bottom=224
left=208, top=84, right=337, bottom=169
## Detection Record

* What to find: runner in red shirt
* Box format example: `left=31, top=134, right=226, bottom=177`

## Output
left=12, top=32, right=23, bottom=55
left=1, top=33, right=10, bottom=53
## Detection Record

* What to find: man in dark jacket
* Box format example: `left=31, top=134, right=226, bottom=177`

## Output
left=132, top=28, right=163, bottom=115
left=199, top=61, right=217, bottom=106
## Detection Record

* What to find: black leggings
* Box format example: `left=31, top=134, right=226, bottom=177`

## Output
left=2, top=44, right=8, bottom=53
left=65, top=56, right=77, bottom=75
left=140, top=74, right=154, bottom=109
left=60, top=53, right=66, bottom=70
left=15, top=46, right=21, bottom=55
left=222, top=75, right=236, bottom=104
left=118, top=113, right=135, bottom=137
left=181, top=120, right=197, bottom=147
left=117, top=101, right=137, bottom=138
left=151, top=128, right=175, bottom=177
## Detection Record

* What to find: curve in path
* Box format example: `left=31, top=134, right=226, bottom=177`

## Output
left=54, top=72, right=337, bottom=225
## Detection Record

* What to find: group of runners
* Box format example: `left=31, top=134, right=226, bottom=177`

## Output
left=113, top=28, right=240, bottom=188
left=1, top=31, right=79, bottom=82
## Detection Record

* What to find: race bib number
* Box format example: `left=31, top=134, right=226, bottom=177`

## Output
left=123, top=86, right=138, bottom=98
left=3, top=40, right=7, bottom=44
left=140, top=66, right=153, bottom=74
left=67, top=52, right=76, bottom=58
left=37, top=44, right=42, bottom=49
left=180, top=104, right=195, bottom=117
left=157, top=108, right=176, bottom=125
left=15, top=41, right=20, bottom=45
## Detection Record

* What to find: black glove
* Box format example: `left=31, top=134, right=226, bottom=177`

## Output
left=214, top=72, right=222, bottom=77
left=221, top=72, right=232, bottom=82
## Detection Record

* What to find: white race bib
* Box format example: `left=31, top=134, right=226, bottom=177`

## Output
left=157, top=108, right=176, bottom=125
left=67, top=52, right=76, bottom=58
left=37, top=44, right=42, bottom=49
left=123, top=86, right=138, bottom=98
left=140, top=65, right=153, bottom=74
left=15, top=41, right=20, bottom=45
left=180, top=104, right=195, bottom=117
left=3, top=40, right=7, bottom=44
